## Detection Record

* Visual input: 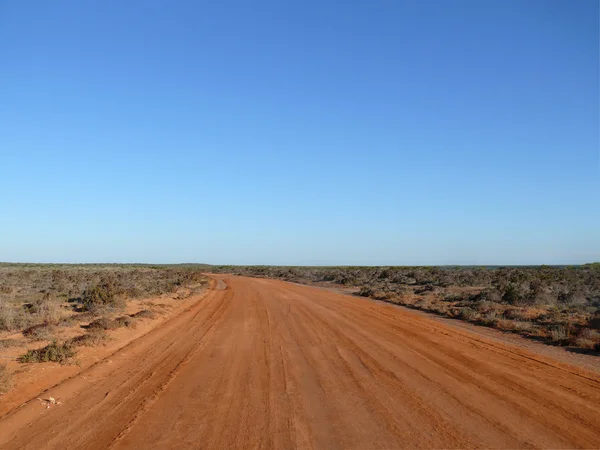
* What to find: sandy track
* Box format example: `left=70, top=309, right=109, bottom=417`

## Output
left=1, top=275, right=599, bottom=449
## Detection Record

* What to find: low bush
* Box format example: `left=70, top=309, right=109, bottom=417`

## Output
left=131, top=309, right=156, bottom=319
left=87, top=317, right=119, bottom=331
left=68, top=330, right=108, bottom=347
left=573, top=337, right=596, bottom=349
left=81, top=279, right=125, bottom=312
left=22, top=322, right=56, bottom=341
left=19, top=341, right=75, bottom=364
left=0, top=301, right=31, bottom=332
left=115, top=316, right=136, bottom=328
left=357, top=287, right=374, bottom=297
left=27, top=293, right=64, bottom=323
left=458, top=307, right=479, bottom=321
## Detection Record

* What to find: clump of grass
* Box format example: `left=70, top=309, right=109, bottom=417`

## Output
left=19, top=340, right=75, bottom=364
left=0, top=364, right=12, bottom=394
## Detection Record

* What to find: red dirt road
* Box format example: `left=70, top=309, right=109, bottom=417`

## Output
left=1, top=275, right=599, bottom=449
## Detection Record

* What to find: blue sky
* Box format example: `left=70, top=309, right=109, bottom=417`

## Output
left=1, top=0, right=598, bottom=265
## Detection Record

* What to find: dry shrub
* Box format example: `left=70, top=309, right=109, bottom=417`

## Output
left=572, top=329, right=600, bottom=349
left=458, top=307, right=479, bottom=321
left=550, top=325, right=570, bottom=343
left=0, top=300, right=31, bottom=331
left=372, top=291, right=396, bottom=301
left=497, top=318, right=536, bottom=332
left=115, top=316, right=136, bottom=328
left=357, top=287, right=374, bottom=297
left=579, top=328, right=600, bottom=341
left=413, top=298, right=431, bottom=310
left=87, top=315, right=136, bottom=331
left=28, top=293, right=64, bottom=324
left=131, top=309, right=156, bottom=319
left=69, top=330, right=108, bottom=347
left=481, top=309, right=500, bottom=326
left=573, top=337, right=596, bottom=349
left=87, top=317, right=119, bottom=331
left=504, top=308, right=529, bottom=321
left=514, top=321, right=534, bottom=331
left=0, top=364, right=12, bottom=394
left=428, top=303, right=450, bottom=315
left=22, top=323, right=56, bottom=341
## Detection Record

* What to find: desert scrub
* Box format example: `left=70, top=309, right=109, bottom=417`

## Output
left=0, top=364, right=12, bottom=394
left=131, top=309, right=156, bottom=319
left=87, top=317, right=119, bottom=331
left=26, top=292, right=64, bottom=323
left=68, top=330, right=108, bottom=347
left=0, top=300, right=32, bottom=332
left=115, top=316, right=136, bottom=328
left=81, top=279, right=126, bottom=312
left=22, top=322, right=56, bottom=341
left=87, top=316, right=136, bottom=331
left=550, top=325, right=570, bottom=344
left=19, top=340, right=75, bottom=364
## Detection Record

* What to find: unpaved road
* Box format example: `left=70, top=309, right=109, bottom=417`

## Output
left=1, top=276, right=599, bottom=449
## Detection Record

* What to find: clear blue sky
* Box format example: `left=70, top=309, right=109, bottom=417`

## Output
left=1, top=1, right=598, bottom=265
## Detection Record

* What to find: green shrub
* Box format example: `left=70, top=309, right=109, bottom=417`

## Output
left=19, top=340, right=75, bottom=364
left=81, top=279, right=125, bottom=312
